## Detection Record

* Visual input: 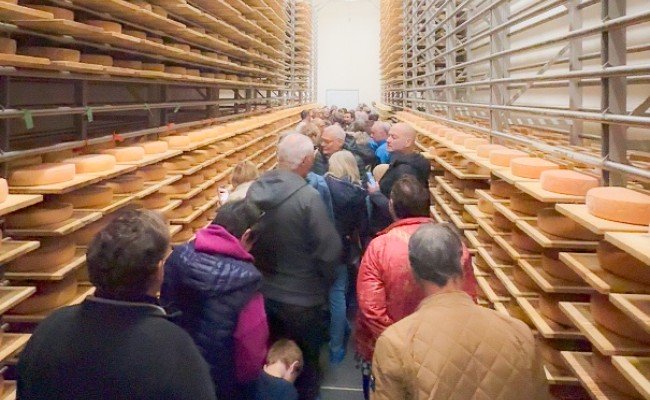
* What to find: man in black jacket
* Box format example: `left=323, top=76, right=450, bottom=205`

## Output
left=247, top=133, right=342, bottom=400
left=312, top=125, right=370, bottom=183
left=17, top=210, right=216, bottom=400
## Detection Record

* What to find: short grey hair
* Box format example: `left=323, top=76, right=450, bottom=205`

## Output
left=373, top=121, right=391, bottom=134
left=278, top=133, right=314, bottom=170
left=408, top=223, right=463, bottom=287
left=323, top=125, right=346, bottom=141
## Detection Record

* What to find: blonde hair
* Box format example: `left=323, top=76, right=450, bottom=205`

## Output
left=300, top=122, right=321, bottom=145
left=328, top=150, right=360, bottom=184
left=266, top=339, right=303, bottom=368
left=230, top=161, right=259, bottom=188
left=373, top=164, right=389, bottom=182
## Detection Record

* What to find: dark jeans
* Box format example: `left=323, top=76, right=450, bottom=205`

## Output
left=265, top=298, right=329, bottom=400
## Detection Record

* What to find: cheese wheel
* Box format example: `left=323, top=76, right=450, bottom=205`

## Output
left=539, top=294, right=573, bottom=327
left=541, top=250, right=583, bottom=283
left=477, top=197, right=495, bottom=215
left=184, top=174, right=204, bottom=186
left=585, top=187, right=650, bottom=226
left=188, top=194, right=206, bottom=209
left=80, top=54, right=113, bottom=66
left=202, top=166, right=218, bottom=178
left=510, top=192, right=544, bottom=216
left=489, top=149, right=528, bottom=167
left=123, top=29, right=147, bottom=39
left=148, top=37, right=163, bottom=44
left=131, top=0, right=152, bottom=10
left=20, top=47, right=80, bottom=62
left=537, top=208, right=600, bottom=241
left=591, top=294, right=650, bottom=344
left=84, top=20, right=122, bottom=33
left=510, top=157, right=559, bottom=179
left=493, top=212, right=513, bottom=231
left=487, top=275, right=508, bottom=296
left=475, top=254, right=489, bottom=272
left=202, top=72, right=216, bottom=79
left=467, top=162, right=490, bottom=176
left=597, top=241, right=650, bottom=284
left=172, top=226, right=193, bottom=242
left=71, top=218, right=106, bottom=245
left=5, top=202, right=73, bottom=228
left=452, top=134, right=473, bottom=145
left=105, top=175, right=144, bottom=194
left=461, top=210, right=475, bottom=223
left=165, top=66, right=187, bottom=75
left=29, top=5, right=74, bottom=20
left=8, top=163, right=76, bottom=186
left=137, top=141, right=168, bottom=154
left=226, top=75, right=239, bottom=81
left=139, top=193, right=169, bottom=209
left=11, top=275, right=78, bottom=314
left=188, top=150, right=210, bottom=162
left=101, top=146, right=145, bottom=162
left=490, top=180, right=513, bottom=199
left=491, top=243, right=513, bottom=263
left=0, top=37, right=17, bottom=54
left=114, top=60, right=142, bottom=69
left=159, top=180, right=191, bottom=195
left=161, top=135, right=191, bottom=149
left=187, top=131, right=210, bottom=143
left=592, top=351, right=644, bottom=398
left=190, top=215, right=208, bottom=229
left=61, top=154, right=117, bottom=174
left=186, top=69, right=200, bottom=77
left=0, top=178, right=8, bottom=203
left=215, top=73, right=227, bottom=79
left=7, top=236, right=76, bottom=272
left=142, top=63, right=165, bottom=72
left=513, top=267, right=537, bottom=291
left=538, top=339, right=589, bottom=370
left=151, top=5, right=167, bottom=17
left=463, top=138, right=488, bottom=150
left=162, top=156, right=193, bottom=171
left=539, top=170, right=600, bottom=196
left=204, top=184, right=219, bottom=198
left=476, top=144, right=507, bottom=158
left=59, top=185, right=113, bottom=208
left=170, top=202, right=193, bottom=218
left=512, top=226, right=542, bottom=253
left=136, top=164, right=167, bottom=181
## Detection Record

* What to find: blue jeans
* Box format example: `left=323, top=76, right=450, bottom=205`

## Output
left=329, top=264, right=350, bottom=364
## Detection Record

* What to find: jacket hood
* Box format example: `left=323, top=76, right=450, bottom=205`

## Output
left=247, top=170, right=307, bottom=211
left=391, top=152, right=430, bottom=175
left=325, top=175, right=367, bottom=205
left=194, top=224, right=254, bottom=262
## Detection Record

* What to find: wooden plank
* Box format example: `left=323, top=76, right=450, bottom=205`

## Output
left=0, top=239, right=40, bottom=265
left=16, top=19, right=104, bottom=36
left=0, top=194, right=43, bottom=217
left=544, top=363, right=581, bottom=386
left=0, top=381, right=16, bottom=400
left=434, top=156, right=490, bottom=180
left=556, top=204, right=648, bottom=235
left=465, top=230, right=488, bottom=249
left=4, top=285, right=95, bottom=323
left=562, top=352, right=636, bottom=400
left=477, top=246, right=514, bottom=269
left=435, top=177, right=478, bottom=205
left=604, top=232, right=650, bottom=266
left=519, top=258, right=594, bottom=294
left=475, top=276, right=510, bottom=303
left=0, top=334, right=30, bottom=364
left=0, top=54, right=51, bottom=69
left=475, top=189, right=509, bottom=205
left=477, top=217, right=509, bottom=237
left=0, top=2, right=54, bottom=20
left=464, top=204, right=488, bottom=221
left=560, top=302, right=650, bottom=356
left=429, top=206, right=445, bottom=224
left=169, top=224, right=182, bottom=236
left=516, top=220, right=599, bottom=250
left=433, top=192, right=477, bottom=230
left=494, top=267, right=540, bottom=298
left=0, top=286, right=36, bottom=314
left=121, top=149, right=182, bottom=167
left=493, top=234, right=541, bottom=261
left=609, top=294, right=650, bottom=334
left=493, top=201, right=536, bottom=223
left=150, top=199, right=182, bottom=216
left=515, top=181, right=586, bottom=204
left=463, top=153, right=510, bottom=173
left=611, top=356, right=650, bottom=399
left=5, top=248, right=86, bottom=281
left=76, top=194, right=134, bottom=215
left=560, top=253, right=650, bottom=295
left=5, top=210, right=102, bottom=237
left=517, top=297, right=584, bottom=339
left=493, top=168, right=539, bottom=185
left=134, top=175, right=182, bottom=199
left=169, top=195, right=219, bottom=225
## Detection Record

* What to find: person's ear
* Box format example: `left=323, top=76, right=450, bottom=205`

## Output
left=240, top=228, right=254, bottom=251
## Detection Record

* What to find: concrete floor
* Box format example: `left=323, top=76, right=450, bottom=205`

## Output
left=319, top=332, right=365, bottom=400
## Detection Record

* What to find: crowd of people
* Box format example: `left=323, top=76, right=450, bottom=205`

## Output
left=17, top=105, right=549, bottom=400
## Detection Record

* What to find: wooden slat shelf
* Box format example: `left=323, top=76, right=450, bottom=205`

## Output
left=493, top=234, right=541, bottom=261
left=464, top=205, right=489, bottom=222
left=555, top=204, right=648, bottom=235
left=4, top=285, right=95, bottom=323
left=433, top=156, right=490, bottom=180
left=434, top=177, right=478, bottom=205
left=475, top=189, right=509, bottom=205
left=516, top=220, right=599, bottom=250
left=5, top=210, right=102, bottom=237
left=464, top=230, right=488, bottom=249
left=518, top=297, right=584, bottom=339
left=432, top=192, right=477, bottom=230
left=429, top=205, right=446, bottom=224
left=75, top=194, right=134, bottom=215
left=0, top=381, right=16, bottom=400
left=477, top=246, right=514, bottom=269
left=0, top=194, right=43, bottom=218
left=476, top=276, right=510, bottom=303
left=0, top=239, right=40, bottom=265
left=611, top=356, right=650, bottom=399
left=0, top=286, right=37, bottom=315
left=463, top=153, right=510, bottom=173
left=519, top=258, right=593, bottom=294
left=169, top=224, right=183, bottom=237
left=0, top=334, right=30, bottom=364
left=121, top=149, right=183, bottom=167
left=604, top=232, right=650, bottom=266
left=560, top=253, right=650, bottom=295
left=562, top=352, right=637, bottom=400
left=608, top=294, right=650, bottom=335
left=477, top=217, right=509, bottom=237
left=5, top=248, right=86, bottom=281
left=492, top=168, right=538, bottom=185
left=515, top=181, right=586, bottom=204
left=150, top=199, right=183, bottom=216
left=494, top=267, right=540, bottom=298
left=134, top=175, right=183, bottom=199
left=492, top=202, right=536, bottom=223
left=560, top=302, right=650, bottom=356
left=0, top=1, right=54, bottom=20
left=169, top=194, right=219, bottom=225
left=544, top=363, right=581, bottom=386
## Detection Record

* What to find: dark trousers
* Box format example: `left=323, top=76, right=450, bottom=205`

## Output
left=265, top=299, right=329, bottom=400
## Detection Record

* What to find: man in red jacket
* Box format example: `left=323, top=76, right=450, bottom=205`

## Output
left=355, top=176, right=477, bottom=400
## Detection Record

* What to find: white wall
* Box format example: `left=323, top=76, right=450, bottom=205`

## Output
left=314, top=0, right=381, bottom=106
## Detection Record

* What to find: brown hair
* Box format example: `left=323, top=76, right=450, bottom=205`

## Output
left=266, top=339, right=303, bottom=368
left=230, top=161, right=259, bottom=188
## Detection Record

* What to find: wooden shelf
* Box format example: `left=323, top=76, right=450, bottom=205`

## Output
left=560, top=302, right=650, bottom=356
left=169, top=224, right=182, bottom=237
left=122, top=149, right=183, bottom=167
left=465, top=230, right=488, bottom=249
left=0, top=286, right=36, bottom=315
left=0, top=1, right=55, bottom=20
left=434, top=177, right=478, bottom=205
left=429, top=205, right=446, bottom=224
left=476, top=276, right=510, bottom=303
left=516, top=220, right=599, bottom=250
left=492, top=168, right=538, bottom=185
left=517, top=297, right=584, bottom=339
left=555, top=204, right=648, bottom=235
left=611, top=356, right=650, bottom=399
left=560, top=253, right=650, bottom=295
left=493, top=202, right=536, bottom=223
left=0, top=381, right=16, bottom=400
left=464, top=204, right=489, bottom=221
left=169, top=195, right=220, bottom=225
left=4, top=285, right=95, bottom=323
left=562, top=352, right=637, bottom=400
left=544, top=363, right=581, bottom=386
left=0, top=194, right=43, bottom=218
left=134, top=175, right=183, bottom=199
left=5, top=248, right=86, bottom=281
left=494, top=267, right=540, bottom=298
left=76, top=194, right=134, bottom=215
left=0, top=239, right=40, bottom=265
left=477, top=217, right=509, bottom=237
left=434, top=156, right=490, bottom=180
left=5, top=210, right=102, bottom=237
left=475, top=189, right=509, bottom=205
left=477, top=246, right=514, bottom=269
left=432, top=192, right=476, bottom=230
left=604, top=232, right=650, bottom=266
left=150, top=199, right=183, bottom=216
left=519, top=258, right=593, bottom=294
left=493, top=234, right=541, bottom=261
left=0, top=334, right=31, bottom=364
left=463, top=153, right=510, bottom=174
left=608, top=294, right=650, bottom=334
left=515, top=181, right=586, bottom=204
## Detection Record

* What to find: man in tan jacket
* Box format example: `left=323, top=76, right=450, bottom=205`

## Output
left=371, top=223, right=549, bottom=400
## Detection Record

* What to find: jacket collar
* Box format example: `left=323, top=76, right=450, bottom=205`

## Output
left=194, top=224, right=255, bottom=262
left=84, top=295, right=167, bottom=316
left=377, top=217, right=432, bottom=236
left=418, top=291, right=475, bottom=311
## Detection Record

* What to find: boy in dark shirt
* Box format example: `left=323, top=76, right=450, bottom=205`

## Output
left=254, top=339, right=303, bottom=400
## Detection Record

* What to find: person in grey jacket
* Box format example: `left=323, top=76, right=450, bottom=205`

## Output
left=246, top=133, right=342, bottom=400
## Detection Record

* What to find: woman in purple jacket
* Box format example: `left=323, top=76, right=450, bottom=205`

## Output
left=161, top=200, right=268, bottom=400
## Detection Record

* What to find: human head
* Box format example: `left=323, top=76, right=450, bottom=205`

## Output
left=299, top=122, right=321, bottom=145
left=312, top=118, right=326, bottom=134
left=387, top=122, right=417, bottom=154
left=409, top=223, right=464, bottom=290
left=389, top=175, right=430, bottom=220
left=212, top=200, right=260, bottom=239
left=266, top=339, right=303, bottom=383
left=277, top=133, right=315, bottom=178
left=371, top=121, right=390, bottom=143
left=328, top=150, right=361, bottom=184
left=348, top=120, right=367, bottom=134
left=355, top=111, right=369, bottom=123
left=320, top=125, right=346, bottom=157
left=300, top=110, right=310, bottom=121
left=230, top=161, right=259, bottom=188
left=354, top=132, right=372, bottom=147
left=331, top=111, right=345, bottom=126
left=343, top=112, right=354, bottom=125
left=87, top=209, right=170, bottom=298
left=368, top=113, right=379, bottom=122
left=373, top=163, right=389, bottom=182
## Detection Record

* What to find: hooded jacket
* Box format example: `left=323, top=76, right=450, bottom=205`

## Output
left=247, top=169, right=342, bottom=307
left=325, top=174, right=370, bottom=256
left=161, top=225, right=268, bottom=400
left=379, top=151, right=430, bottom=197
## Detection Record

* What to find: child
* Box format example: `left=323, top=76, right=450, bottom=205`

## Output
left=254, top=339, right=303, bottom=400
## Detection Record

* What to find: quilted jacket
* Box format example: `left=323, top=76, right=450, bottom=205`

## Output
left=355, top=217, right=477, bottom=362
left=372, top=291, right=549, bottom=400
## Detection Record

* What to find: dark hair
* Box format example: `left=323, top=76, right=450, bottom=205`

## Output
left=349, top=120, right=367, bottom=133
left=213, top=200, right=260, bottom=239
left=390, top=175, right=430, bottom=219
left=408, top=223, right=463, bottom=286
left=368, top=113, right=379, bottom=121
left=300, top=110, right=309, bottom=120
left=87, top=209, right=170, bottom=296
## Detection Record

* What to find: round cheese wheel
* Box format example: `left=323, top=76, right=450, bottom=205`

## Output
left=510, top=192, right=544, bottom=216
left=538, top=339, right=589, bottom=370
left=477, top=198, right=495, bottom=215
left=101, top=146, right=145, bottom=162
left=190, top=215, right=208, bottom=229
left=461, top=210, right=475, bottom=223
left=489, top=149, right=528, bottom=167
left=136, top=164, right=166, bottom=181
left=513, top=266, right=538, bottom=291
left=137, top=141, right=168, bottom=154
left=170, top=202, right=193, bottom=218
left=123, top=29, right=147, bottom=39
left=80, top=54, right=113, bottom=66
left=491, top=243, right=513, bottom=263
left=8, top=163, right=76, bottom=186
left=487, top=275, right=508, bottom=296
left=172, top=226, right=193, bottom=242
left=187, top=150, right=210, bottom=162
left=202, top=166, right=219, bottom=178
left=490, top=180, right=513, bottom=199
left=165, top=66, right=187, bottom=75
left=215, top=73, right=227, bottom=79
left=591, top=293, right=650, bottom=344
left=5, top=202, right=73, bottom=228
left=586, top=187, right=650, bottom=226
left=0, top=178, right=8, bottom=203
left=71, top=218, right=107, bottom=245
left=184, top=174, right=204, bottom=186
left=160, top=180, right=191, bottom=195
left=131, top=0, right=152, bottom=10
left=148, top=37, right=163, bottom=44
left=161, top=136, right=191, bottom=149
left=541, top=250, right=583, bottom=283
left=537, top=208, right=600, bottom=241
left=84, top=20, right=122, bottom=33
left=597, top=241, right=649, bottom=284
left=186, top=69, right=200, bottom=77
left=202, top=72, right=216, bottom=79
left=493, top=212, right=513, bottom=231
left=11, top=275, right=78, bottom=314
left=61, top=154, right=117, bottom=174
left=29, top=5, right=74, bottom=20
left=162, top=157, right=192, bottom=171
left=58, top=185, right=113, bottom=208
left=114, top=60, right=142, bottom=69
left=463, top=138, right=488, bottom=150
left=0, top=38, right=17, bottom=54
left=20, top=46, right=80, bottom=62
left=151, top=5, right=167, bottom=17
left=7, top=236, right=76, bottom=272
left=139, top=193, right=169, bottom=209
left=539, top=170, right=600, bottom=196
left=105, top=175, right=145, bottom=194
left=512, top=226, right=542, bottom=253
left=510, top=157, right=559, bottom=179
left=592, top=350, right=644, bottom=398
left=475, top=254, right=489, bottom=272
left=452, top=134, right=474, bottom=145
left=476, top=144, right=507, bottom=158
left=188, top=194, right=206, bottom=209
left=506, top=302, right=534, bottom=327
left=142, top=63, right=165, bottom=72
left=467, top=162, right=490, bottom=176
left=539, top=294, right=573, bottom=327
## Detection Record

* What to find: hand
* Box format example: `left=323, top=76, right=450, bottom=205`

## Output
left=367, top=181, right=380, bottom=193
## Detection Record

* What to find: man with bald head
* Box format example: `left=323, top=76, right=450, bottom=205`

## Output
left=312, top=125, right=368, bottom=182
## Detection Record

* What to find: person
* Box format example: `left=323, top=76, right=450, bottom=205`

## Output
left=254, top=339, right=303, bottom=400
left=161, top=200, right=268, bottom=399
left=356, top=176, right=477, bottom=400
left=17, top=210, right=216, bottom=400
left=348, top=120, right=367, bottom=134
left=370, top=121, right=391, bottom=164
left=324, top=150, right=369, bottom=364
left=342, top=111, right=354, bottom=129
left=296, top=109, right=311, bottom=131
left=247, top=133, right=342, bottom=400
left=372, top=223, right=548, bottom=400
left=228, top=160, right=260, bottom=203
left=300, top=122, right=321, bottom=146
left=312, top=125, right=369, bottom=183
